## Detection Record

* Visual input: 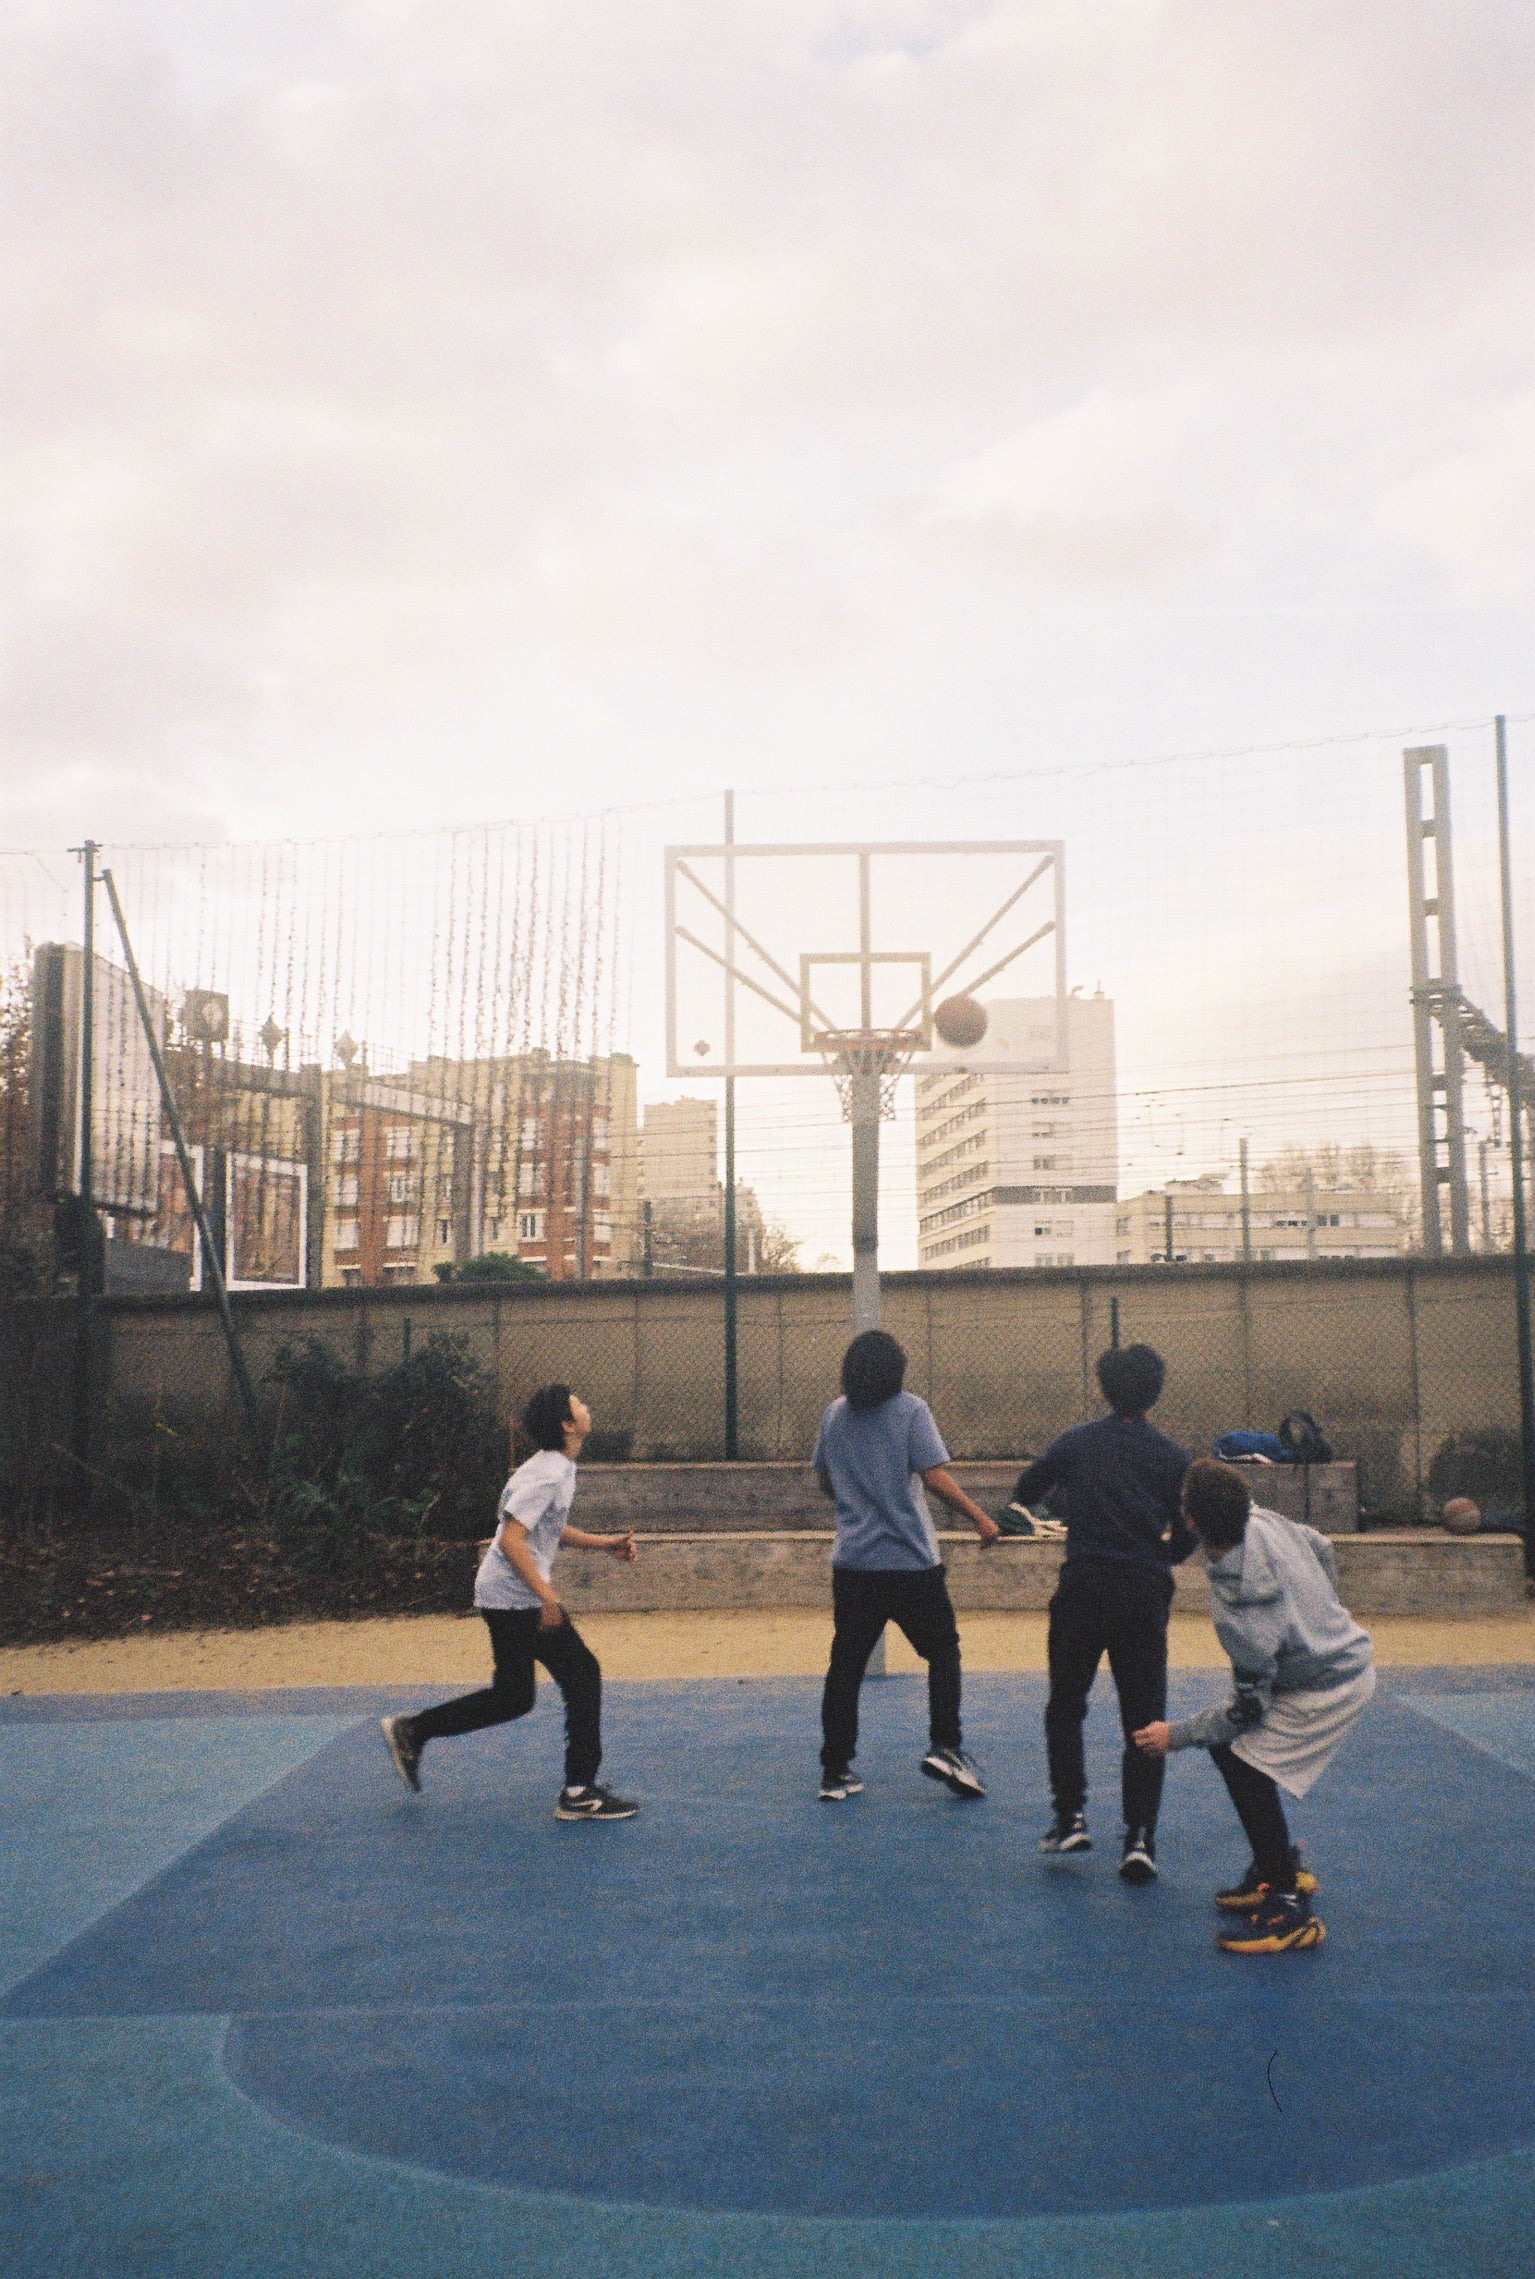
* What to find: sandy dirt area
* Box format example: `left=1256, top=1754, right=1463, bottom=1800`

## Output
left=2, top=1605, right=1531, bottom=1694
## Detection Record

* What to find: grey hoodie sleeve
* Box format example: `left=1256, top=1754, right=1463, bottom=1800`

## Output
left=1166, top=1536, right=1286, bottom=1750
left=1166, top=1675, right=1272, bottom=1753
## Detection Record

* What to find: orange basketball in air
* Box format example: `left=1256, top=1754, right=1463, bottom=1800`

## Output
left=934, top=994, right=988, bottom=1050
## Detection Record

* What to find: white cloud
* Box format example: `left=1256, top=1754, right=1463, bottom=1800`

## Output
left=1, top=1, right=1533, bottom=844
left=1375, top=394, right=1535, bottom=605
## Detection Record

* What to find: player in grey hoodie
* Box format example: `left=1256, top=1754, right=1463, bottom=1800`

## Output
left=1134, top=1457, right=1375, bottom=1954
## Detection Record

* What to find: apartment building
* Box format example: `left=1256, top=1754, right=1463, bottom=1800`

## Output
left=915, top=993, right=1118, bottom=1270
left=1115, top=1173, right=1410, bottom=1264
left=409, top=1051, right=640, bottom=1280
left=323, top=1078, right=471, bottom=1287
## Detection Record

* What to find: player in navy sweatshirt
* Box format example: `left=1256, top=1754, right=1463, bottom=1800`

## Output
left=1011, top=1344, right=1193, bottom=1882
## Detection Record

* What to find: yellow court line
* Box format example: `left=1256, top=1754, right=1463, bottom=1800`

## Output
left=1, top=1606, right=1531, bottom=1695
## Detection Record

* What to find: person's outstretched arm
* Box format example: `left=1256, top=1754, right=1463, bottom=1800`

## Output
left=1012, top=1443, right=1062, bottom=1508
left=922, top=1465, right=1001, bottom=1544
left=565, top=1526, right=639, bottom=1562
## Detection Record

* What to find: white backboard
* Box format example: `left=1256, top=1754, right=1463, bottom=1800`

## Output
left=666, top=841, right=1066, bottom=1079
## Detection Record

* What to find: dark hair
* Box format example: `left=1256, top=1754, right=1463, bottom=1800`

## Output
left=1183, top=1457, right=1251, bottom=1553
left=522, top=1383, right=575, bottom=1452
left=1096, top=1343, right=1165, bottom=1416
left=841, top=1330, right=907, bottom=1412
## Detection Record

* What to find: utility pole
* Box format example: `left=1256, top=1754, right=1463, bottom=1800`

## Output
left=1494, top=716, right=1535, bottom=1575
left=723, top=791, right=739, bottom=1459
left=1239, top=1136, right=1252, bottom=1264
left=1163, top=1192, right=1174, bottom=1264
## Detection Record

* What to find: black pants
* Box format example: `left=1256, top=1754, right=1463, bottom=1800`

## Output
left=821, top=1565, right=962, bottom=1773
left=1211, top=1742, right=1296, bottom=1893
left=1045, top=1561, right=1170, bottom=1832
left=408, top=1607, right=602, bottom=1789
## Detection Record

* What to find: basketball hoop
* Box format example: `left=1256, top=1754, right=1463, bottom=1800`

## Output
left=814, top=1027, right=925, bottom=1120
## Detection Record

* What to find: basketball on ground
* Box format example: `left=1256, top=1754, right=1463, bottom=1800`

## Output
left=1442, top=1497, right=1481, bottom=1535
left=934, top=993, right=987, bottom=1049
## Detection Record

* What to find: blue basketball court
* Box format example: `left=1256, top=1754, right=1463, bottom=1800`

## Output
left=3, top=1667, right=1533, bottom=2277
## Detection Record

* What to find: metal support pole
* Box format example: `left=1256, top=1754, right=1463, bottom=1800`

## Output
left=851, top=1066, right=881, bottom=1332
left=1494, top=717, right=1535, bottom=1574
left=101, top=869, right=264, bottom=1458
left=1163, top=1192, right=1174, bottom=1264
left=70, top=841, right=100, bottom=1475
left=1239, top=1135, right=1252, bottom=1264
left=722, top=791, right=739, bottom=1460
left=1404, top=746, right=1472, bottom=1254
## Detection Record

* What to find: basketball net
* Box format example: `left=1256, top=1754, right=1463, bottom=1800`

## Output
left=813, top=1028, right=924, bottom=1122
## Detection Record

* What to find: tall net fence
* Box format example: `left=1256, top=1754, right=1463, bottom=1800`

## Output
left=0, top=716, right=1531, bottom=1566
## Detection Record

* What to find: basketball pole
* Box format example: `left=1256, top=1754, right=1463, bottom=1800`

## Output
left=850, top=1067, right=880, bottom=1332
left=1494, top=717, right=1535, bottom=1577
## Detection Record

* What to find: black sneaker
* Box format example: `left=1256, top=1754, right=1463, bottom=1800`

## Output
left=554, top=1783, right=639, bottom=1821
left=1041, top=1811, right=1091, bottom=1854
left=380, top=1714, right=422, bottom=1793
left=1119, top=1827, right=1158, bottom=1884
left=921, top=1745, right=986, bottom=1799
left=1214, top=1857, right=1320, bottom=1912
left=1217, top=1889, right=1325, bottom=1954
left=818, top=1767, right=865, bottom=1801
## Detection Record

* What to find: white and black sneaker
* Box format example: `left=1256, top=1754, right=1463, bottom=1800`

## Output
left=921, top=1746, right=986, bottom=1799
left=380, top=1714, right=422, bottom=1793
left=818, top=1767, right=865, bottom=1801
left=554, top=1783, right=639, bottom=1821
left=1041, top=1810, right=1091, bottom=1854
left=1119, top=1827, right=1158, bottom=1884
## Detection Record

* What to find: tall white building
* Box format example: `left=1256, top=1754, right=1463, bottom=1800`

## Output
left=915, top=993, right=1118, bottom=1270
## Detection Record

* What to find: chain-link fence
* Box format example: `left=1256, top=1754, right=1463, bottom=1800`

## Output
left=2, top=722, right=1532, bottom=1634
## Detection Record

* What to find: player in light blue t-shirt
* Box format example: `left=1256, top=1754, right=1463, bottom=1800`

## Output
left=814, top=1330, right=1000, bottom=1802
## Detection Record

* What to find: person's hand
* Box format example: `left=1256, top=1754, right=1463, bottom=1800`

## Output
left=975, top=1513, right=1001, bottom=1546
left=538, top=1599, right=565, bottom=1630
left=608, top=1530, right=638, bottom=1564
left=1133, top=1721, right=1171, bottom=1756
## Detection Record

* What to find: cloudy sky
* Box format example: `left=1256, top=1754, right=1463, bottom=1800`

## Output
left=5, top=0, right=1535, bottom=855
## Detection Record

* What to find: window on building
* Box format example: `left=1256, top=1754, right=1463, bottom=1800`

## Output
left=592, top=1162, right=610, bottom=1198
left=334, top=1219, right=358, bottom=1251
left=520, top=1211, right=545, bottom=1240
left=385, top=1214, right=419, bottom=1249
left=332, top=1128, right=360, bottom=1164
left=384, top=1128, right=416, bottom=1161
left=334, top=1173, right=358, bottom=1207
left=437, top=1219, right=450, bottom=1244
left=341, top=1267, right=362, bottom=1286
left=593, top=1214, right=612, bottom=1245
left=1033, top=1156, right=1057, bottom=1171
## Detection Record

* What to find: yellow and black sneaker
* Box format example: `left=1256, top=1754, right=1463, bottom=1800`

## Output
left=1217, top=1890, right=1325, bottom=1954
left=1214, top=1859, right=1319, bottom=1912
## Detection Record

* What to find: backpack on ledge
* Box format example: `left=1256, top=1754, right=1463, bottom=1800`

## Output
left=1277, top=1410, right=1333, bottom=1465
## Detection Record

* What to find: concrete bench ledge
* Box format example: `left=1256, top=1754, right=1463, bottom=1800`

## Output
left=551, top=1529, right=1527, bottom=1619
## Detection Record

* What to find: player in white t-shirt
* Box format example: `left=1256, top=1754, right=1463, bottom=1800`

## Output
left=381, top=1384, right=640, bottom=1820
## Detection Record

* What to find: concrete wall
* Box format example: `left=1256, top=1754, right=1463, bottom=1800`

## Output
left=551, top=1530, right=1528, bottom=1617
left=73, top=1254, right=1526, bottom=1516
